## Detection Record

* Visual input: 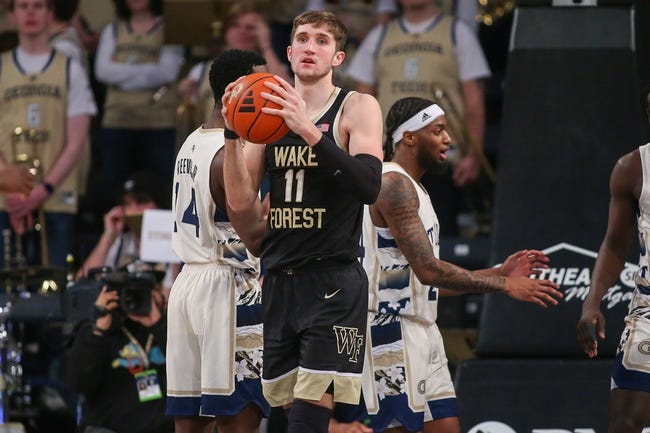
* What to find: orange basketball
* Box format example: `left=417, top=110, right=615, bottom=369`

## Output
left=225, top=72, right=290, bottom=144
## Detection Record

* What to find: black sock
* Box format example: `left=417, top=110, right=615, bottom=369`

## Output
left=287, top=400, right=331, bottom=433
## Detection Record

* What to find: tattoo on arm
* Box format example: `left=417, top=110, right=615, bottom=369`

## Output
left=378, top=172, right=505, bottom=294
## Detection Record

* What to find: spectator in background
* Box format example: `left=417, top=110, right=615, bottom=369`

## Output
left=95, top=0, right=184, bottom=188
left=307, top=0, right=397, bottom=41
left=49, top=0, right=94, bottom=201
left=0, top=0, right=96, bottom=268
left=49, top=0, right=86, bottom=68
left=71, top=10, right=99, bottom=54
left=307, top=0, right=398, bottom=88
left=176, top=1, right=290, bottom=131
left=76, top=171, right=173, bottom=293
left=264, top=0, right=309, bottom=69
left=437, top=0, right=479, bottom=34
left=346, top=0, right=490, bottom=237
left=68, top=271, right=173, bottom=433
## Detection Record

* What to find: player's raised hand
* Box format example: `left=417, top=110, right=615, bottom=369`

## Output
left=260, top=75, right=311, bottom=136
left=577, top=307, right=605, bottom=358
left=500, top=249, right=550, bottom=277
left=503, top=276, right=562, bottom=308
left=221, top=79, right=242, bottom=131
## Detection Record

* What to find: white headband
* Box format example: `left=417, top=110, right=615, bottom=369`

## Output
left=391, top=104, right=445, bottom=144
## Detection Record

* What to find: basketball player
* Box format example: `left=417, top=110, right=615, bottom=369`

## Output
left=330, top=97, right=562, bottom=433
left=166, top=49, right=271, bottom=433
left=0, top=0, right=96, bottom=267
left=222, top=10, right=384, bottom=433
left=577, top=146, right=650, bottom=429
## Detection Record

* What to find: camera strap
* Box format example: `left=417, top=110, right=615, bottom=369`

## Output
left=122, top=327, right=154, bottom=370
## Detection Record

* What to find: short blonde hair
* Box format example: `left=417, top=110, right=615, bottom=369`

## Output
left=290, top=10, right=347, bottom=52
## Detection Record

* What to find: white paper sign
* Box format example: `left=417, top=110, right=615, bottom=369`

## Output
left=140, top=209, right=179, bottom=263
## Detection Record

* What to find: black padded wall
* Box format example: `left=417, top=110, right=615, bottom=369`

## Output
left=477, top=6, right=645, bottom=356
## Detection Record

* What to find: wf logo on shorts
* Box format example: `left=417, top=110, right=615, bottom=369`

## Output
left=333, top=326, right=364, bottom=363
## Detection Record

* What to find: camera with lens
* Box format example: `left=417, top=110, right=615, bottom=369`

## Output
left=102, top=270, right=157, bottom=316
left=63, top=266, right=161, bottom=323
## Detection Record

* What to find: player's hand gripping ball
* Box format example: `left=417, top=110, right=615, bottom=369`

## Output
left=225, top=72, right=290, bottom=143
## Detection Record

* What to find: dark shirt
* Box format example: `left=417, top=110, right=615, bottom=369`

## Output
left=262, top=88, right=363, bottom=270
left=68, top=316, right=172, bottom=433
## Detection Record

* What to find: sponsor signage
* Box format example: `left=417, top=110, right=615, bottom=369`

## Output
left=476, top=243, right=636, bottom=357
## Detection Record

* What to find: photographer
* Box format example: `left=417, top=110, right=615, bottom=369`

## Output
left=67, top=271, right=173, bottom=433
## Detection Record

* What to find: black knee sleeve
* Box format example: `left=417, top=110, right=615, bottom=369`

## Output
left=287, top=400, right=331, bottom=433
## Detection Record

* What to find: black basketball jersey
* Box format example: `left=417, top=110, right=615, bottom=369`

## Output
left=262, top=88, right=362, bottom=271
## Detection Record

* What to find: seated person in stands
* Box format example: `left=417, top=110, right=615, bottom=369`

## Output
left=76, top=171, right=174, bottom=292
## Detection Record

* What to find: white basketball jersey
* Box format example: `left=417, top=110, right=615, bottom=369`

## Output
left=172, top=127, right=259, bottom=274
left=628, top=143, right=650, bottom=319
left=362, top=162, right=440, bottom=324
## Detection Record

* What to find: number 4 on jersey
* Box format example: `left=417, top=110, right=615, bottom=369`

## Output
left=173, top=182, right=200, bottom=237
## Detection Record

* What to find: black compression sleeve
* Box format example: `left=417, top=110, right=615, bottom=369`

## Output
left=312, top=134, right=382, bottom=204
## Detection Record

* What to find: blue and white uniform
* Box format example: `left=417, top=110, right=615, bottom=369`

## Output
left=166, top=126, right=268, bottom=417
left=340, top=161, right=457, bottom=431
left=612, top=143, right=650, bottom=392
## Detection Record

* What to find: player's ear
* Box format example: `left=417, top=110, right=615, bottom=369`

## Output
left=287, top=46, right=292, bottom=62
left=332, top=50, right=345, bottom=67
left=402, top=131, right=416, bottom=147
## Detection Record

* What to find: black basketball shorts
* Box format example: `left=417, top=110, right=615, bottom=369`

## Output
left=261, top=260, right=369, bottom=406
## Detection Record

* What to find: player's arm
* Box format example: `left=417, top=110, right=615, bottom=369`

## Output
left=374, top=172, right=560, bottom=306
left=375, top=171, right=500, bottom=292
left=211, top=150, right=268, bottom=256
left=223, top=138, right=266, bottom=212
left=474, top=249, right=550, bottom=278
left=312, top=92, right=383, bottom=204
left=577, top=150, right=640, bottom=357
left=342, top=92, right=384, bottom=161
left=262, top=77, right=384, bottom=204
left=438, top=249, right=549, bottom=297
left=221, top=79, right=267, bottom=215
